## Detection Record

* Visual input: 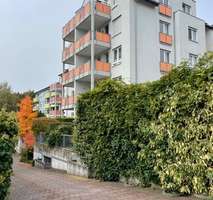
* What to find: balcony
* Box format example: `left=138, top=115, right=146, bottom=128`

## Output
left=63, top=1, right=111, bottom=42
left=63, top=31, right=111, bottom=64
left=50, top=96, right=62, bottom=105
left=44, top=103, right=51, bottom=109
left=160, top=62, right=172, bottom=73
left=62, top=96, right=77, bottom=110
left=159, top=4, right=172, bottom=17
left=44, top=92, right=51, bottom=99
left=160, top=33, right=172, bottom=45
left=49, top=110, right=61, bottom=117
left=62, top=60, right=111, bottom=85
left=50, top=83, right=62, bottom=91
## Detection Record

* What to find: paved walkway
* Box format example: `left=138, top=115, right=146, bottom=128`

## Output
left=10, top=158, right=198, bottom=200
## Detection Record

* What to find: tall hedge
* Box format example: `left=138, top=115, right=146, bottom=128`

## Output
left=74, top=52, right=213, bottom=196
left=0, top=110, right=18, bottom=200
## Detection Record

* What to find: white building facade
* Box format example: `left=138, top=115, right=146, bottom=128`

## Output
left=61, top=0, right=213, bottom=117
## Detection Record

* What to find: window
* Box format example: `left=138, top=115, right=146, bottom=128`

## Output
left=160, top=49, right=170, bottom=63
left=159, top=0, right=168, bottom=6
left=112, top=15, right=121, bottom=36
left=188, top=27, right=197, bottom=42
left=160, top=21, right=170, bottom=34
left=189, top=54, right=198, bottom=66
left=113, top=46, right=122, bottom=63
left=183, top=3, right=191, bottom=14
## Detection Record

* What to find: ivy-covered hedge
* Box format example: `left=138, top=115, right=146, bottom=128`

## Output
left=0, top=110, right=18, bottom=200
left=74, top=53, right=213, bottom=196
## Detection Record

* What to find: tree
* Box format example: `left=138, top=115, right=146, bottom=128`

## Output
left=0, top=82, right=18, bottom=112
left=17, top=96, right=37, bottom=149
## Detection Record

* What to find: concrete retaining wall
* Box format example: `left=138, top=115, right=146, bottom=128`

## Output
left=34, top=144, right=89, bottom=177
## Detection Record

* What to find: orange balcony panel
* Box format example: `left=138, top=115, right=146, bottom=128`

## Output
left=160, top=33, right=172, bottom=45
left=96, top=32, right=110, bottom=43
left=75, top=12, right=81, bottom=25
left=84, top=32, right=91, bottom=44
left=96, top=2, right=111, bottom=15
left=84, top=2, right=91, bottom=16
left=160, top=62, right=172, bottom=73
left=159, top=4, right=172, bottom=17
left=79, top=65, right=84, bottom=74
left=84, top=63, right=91, bottom=73
left=75, top=67, right=80, bottom=77
left=75, top=40, right=81, bottom=50
left=69, top=45, right=75, bottom=55
left=96, top=61, right=111, bottom=72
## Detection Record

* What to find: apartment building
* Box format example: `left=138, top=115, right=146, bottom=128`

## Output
left=61, top=0, right=212, bottom=117
left=33, top=82, right=62, bottom=118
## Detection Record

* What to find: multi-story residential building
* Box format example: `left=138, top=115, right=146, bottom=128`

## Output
left=33, top=86, right=50, bottom=116
left=33, top=82, right=62, bottom=118
left=61, top=0, right=212, bottom=117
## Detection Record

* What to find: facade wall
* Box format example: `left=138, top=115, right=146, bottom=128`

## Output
left=206, top=27, right=213, bottom=52
left=60, top=0, right=213, bottom=117
left=174, top=11, right=206, bottom=64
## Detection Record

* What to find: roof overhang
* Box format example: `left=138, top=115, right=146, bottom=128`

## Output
left=135, top=0, right=159, bottom=6
left=206, top=23, right=213, bottom=30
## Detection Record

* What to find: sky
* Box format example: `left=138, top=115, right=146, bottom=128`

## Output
left=0, top=0, right=212, bottom=92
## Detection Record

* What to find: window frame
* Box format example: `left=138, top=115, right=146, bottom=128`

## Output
left=189, top=53, right=198, bottom=67
left=159, top=0, right=169, bottom=6
left=188, top=27, right=198, bottom=42
left=160, top=49, right=171, bottom=64
left=183, top=3, right=191, bottom=14
left=160, top=20, right=170, bottom=35
left=113, top=46, right=122, bottom=65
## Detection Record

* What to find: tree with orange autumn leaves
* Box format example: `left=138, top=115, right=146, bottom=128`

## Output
left=17, top=96, right=37, bottom=149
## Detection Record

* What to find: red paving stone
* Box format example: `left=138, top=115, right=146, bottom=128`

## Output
left=10, top=158, right=198, bottom=200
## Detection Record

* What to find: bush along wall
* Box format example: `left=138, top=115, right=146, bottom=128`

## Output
left=74, top=52, right=213, bottom=197
left=32, top=117, right=74, bottom=148
left=0, top=110, right=18, bottom=200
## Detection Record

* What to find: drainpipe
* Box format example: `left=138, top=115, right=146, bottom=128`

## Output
left=91, top=0, right=95, bottom=90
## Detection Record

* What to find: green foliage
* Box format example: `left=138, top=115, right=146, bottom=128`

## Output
left=20, top=148, right=33, bottom=164
left=74, top=52, right=213, bottom=196
left=0, top=110, right=18, bottom=138
left=0, top=83, right=18, bottom=112
left=32, top=117, right=60, bottom=135
left=0, top=110, right=18, bottom=200
left=0, top=82, right=35, bottom=112
left=33, top=117, right=74, bottom=148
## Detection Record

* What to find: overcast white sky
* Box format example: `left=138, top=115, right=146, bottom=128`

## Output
left=0, top=0, right=212, bottom=92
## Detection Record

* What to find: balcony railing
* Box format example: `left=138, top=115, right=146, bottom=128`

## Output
left=159, top=4, right=172, bottom=17
left=62, top=96, right=77, bottom=108
left=63, top=1, right=111, bottom=39
left=62, top=60, right=111, bottom=84
left=160, top=32, right=172, bottom=45
left=63, top=31, right=111, bottom=62
left=49, top=110, right=61, bottom=117
left=160, top=62, right=172, bottom=73
left=50, top=83, right=62, bottom=91
left=50, top=96, right=62, bottom=104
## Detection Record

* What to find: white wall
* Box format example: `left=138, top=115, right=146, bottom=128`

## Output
left=133, top=0, right=161, bottom=83
left=174, top=11, right=206, bottom=64
left=206, top=27, right=213, bottom=52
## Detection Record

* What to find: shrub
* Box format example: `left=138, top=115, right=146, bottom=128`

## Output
left=33, top=117, right=74, bottom=148
left=20, top=148, right=33, bottom=164
left=0, top=110, right=18, bottom=200
left=74, top=52, right=213, bottom=196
